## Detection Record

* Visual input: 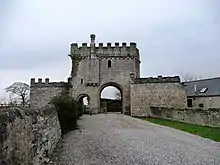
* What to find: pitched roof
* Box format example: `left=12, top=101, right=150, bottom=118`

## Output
left=183, top=77, right=220, bottom=97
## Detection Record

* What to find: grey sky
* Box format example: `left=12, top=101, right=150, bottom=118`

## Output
left=0, top=0, right=220, bottom=99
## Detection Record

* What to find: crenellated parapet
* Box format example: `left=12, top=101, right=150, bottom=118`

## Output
left=132, top=76, right=181, bottom=84
left=69, top=38, right=139, bottom=60
left=30, top=78, right=70, bottom=88
left=30, top=78, right=73, bottom=108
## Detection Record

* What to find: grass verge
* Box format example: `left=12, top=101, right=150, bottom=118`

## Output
left=141, top=117, right=220, bottom=142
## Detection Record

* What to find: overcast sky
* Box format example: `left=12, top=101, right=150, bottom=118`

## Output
left=0, top=0, right=220, bottom=100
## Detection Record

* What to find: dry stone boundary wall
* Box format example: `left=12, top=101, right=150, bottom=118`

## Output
left=0, top=105, right=61, bottom=165
left=149, top=106, right=220, bottom=127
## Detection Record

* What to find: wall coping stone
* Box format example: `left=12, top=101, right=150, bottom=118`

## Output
left=131, top=76, right=181, bottom=84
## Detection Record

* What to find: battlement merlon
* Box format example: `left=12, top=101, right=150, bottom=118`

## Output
left=30, top=78, right=70, bottom=87
left=70, top=42, right=138, bottom=51
left=69, top=42, right=139, bottom=56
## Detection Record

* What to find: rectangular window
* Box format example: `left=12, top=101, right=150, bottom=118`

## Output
left=108, top=60, right=111, bottom=68
left=81, top=79, right=83, bottom=84
left=187, top=99, right=193, bottom=107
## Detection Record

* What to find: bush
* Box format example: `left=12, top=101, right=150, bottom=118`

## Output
left=78, top=104, right=83, bottom=118
left=50, top=92, right=81, bottom=134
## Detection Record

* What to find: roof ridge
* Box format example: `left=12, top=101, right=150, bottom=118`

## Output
left=184, top=76, right=220, bottom=83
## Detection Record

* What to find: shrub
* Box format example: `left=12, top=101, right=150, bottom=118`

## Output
left=78, top=103, right=83, bottom=118
left=50, top=92, right=80, bottom=134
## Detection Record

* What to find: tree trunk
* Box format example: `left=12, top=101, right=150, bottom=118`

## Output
left=21, top=95, right=25, bottom=107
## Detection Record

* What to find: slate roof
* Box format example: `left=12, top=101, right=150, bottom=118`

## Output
left=183, top=77, right=220, bottom=97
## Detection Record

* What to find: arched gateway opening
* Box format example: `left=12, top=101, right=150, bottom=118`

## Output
left=77, top=94, right=90, bottom=114
left=98, top=82, right=123, bottom=113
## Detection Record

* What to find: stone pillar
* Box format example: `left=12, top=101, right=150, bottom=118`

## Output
left=89, top=94, right=98, bottom=114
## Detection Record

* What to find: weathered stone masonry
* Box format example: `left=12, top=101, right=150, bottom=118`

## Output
left=30, top=78, right=70, bottom=109
left=29, top=34, right=141, bottom=114
left=0, top=105, right=61, bottom=165
left=188, top=96, right=220, bottom=109
left=69, top=34, right=140, bottom=114
left=27, top=34, right=220, bottom=127
left=29, top=34, right=186, bottom=115
left=130, top=76, right=187, bottom=116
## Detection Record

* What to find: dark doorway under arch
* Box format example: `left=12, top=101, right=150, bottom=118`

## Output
left=77, top=94, right=90, bottom=114
left=99, top=82, right=123, bottom=113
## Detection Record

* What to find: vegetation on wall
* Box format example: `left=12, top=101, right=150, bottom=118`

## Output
left=50, top=91, right=82, bottom=134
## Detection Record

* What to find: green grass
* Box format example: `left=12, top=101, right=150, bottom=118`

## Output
left=141, top=117, right=220, bottom=142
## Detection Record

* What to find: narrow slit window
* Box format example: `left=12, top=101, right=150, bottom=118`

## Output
left=81, top=79, right=83, bottom=84
left=108, top=60, right=111, bottom=68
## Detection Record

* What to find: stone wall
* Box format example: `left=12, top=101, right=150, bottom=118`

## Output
left=188, top=96, right=220, bottom=109
left=0, top=105, right=61, bottom=165
left=130, top=76, right=187, bottom=116
left=69, top=35, right=141, bottom=114
left=149, top=106, right=220, bottom=127
left=30, top=78, right=70, bottom=108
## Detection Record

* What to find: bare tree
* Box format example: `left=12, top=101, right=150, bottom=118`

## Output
left=114, top=90, right=121, bottom=101
left=0, top=97, right=6, bottom=107
left=8, top=95, right=19, bottom=106
left=181, top=73, right=201, bottom=82
left=5, top=82, right=30, bottom=107
left=0, top=97, right=4, bottom=104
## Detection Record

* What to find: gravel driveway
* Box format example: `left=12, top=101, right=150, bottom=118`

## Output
left=53, top=113, right=220, bottom=165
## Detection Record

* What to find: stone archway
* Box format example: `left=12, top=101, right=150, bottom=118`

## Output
left=77, top=94, right=90, bottom=114
left=98, top=82, right=123, bottom=113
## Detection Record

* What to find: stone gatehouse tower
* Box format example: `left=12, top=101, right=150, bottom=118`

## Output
left=69, top=34, right=140, bottom=114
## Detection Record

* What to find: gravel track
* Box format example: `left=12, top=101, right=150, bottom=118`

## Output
left=53, top=114, right=220, bottom=165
